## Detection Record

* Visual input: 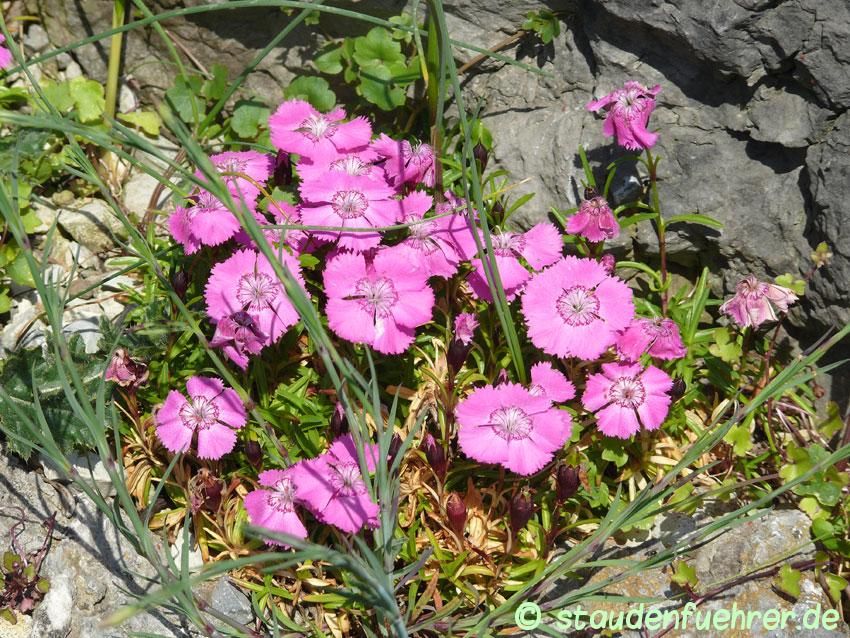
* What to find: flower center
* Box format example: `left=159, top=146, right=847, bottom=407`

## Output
left=298, top=114, right=336, bottom=141
left=179, top=396, right=220, bottom=430
left=218, top=157, right=248, bottom=176
left=329, top=462, right=366, bottom=497
left=195, top=191, right=223, bottom=214
left=556, top=285, right=600, bottom=326
left=613, top=88, right=646, bottom=119
left=404, top=142, right=430, bottom=165
left=737, top=276, right=768, bottom=299
left=489, top=406, right=533, bottom=441
left=643, top=317, right=673, bottom=338
left=330, top=155, right=372, bottom=176
left=268, top=478, right=297, bottom=513
left=492, top=232, right=524, bottom=257
left=331, top=190, right=369, bottom=219
left=584, top=198, right=608, bottom=216
left=608, top=376, right=646, bottom=409
left=354, top=277, right=398, bottom=316
left=237, top=272, right=279, bottom=312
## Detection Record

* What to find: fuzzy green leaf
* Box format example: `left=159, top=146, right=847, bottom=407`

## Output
left=118, top=111, right=162, bottom=136
left=283, top=77, right=336, bottom=112
left=774, top=564, right=801, bottom=599
left=230, top=100, right=271, bottom=139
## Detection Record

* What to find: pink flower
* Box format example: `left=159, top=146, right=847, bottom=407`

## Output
left=371, top=133, right=435, bottom=188
left=582, top=363, right=672, bottom=439
left=587, top=81, right=662, bottom=151
left=454, top=313, right=479, bottom=346
left=197, top=151, right=272, bottom=204
left=324, top=249, right=435, bottom=354
left=529, top=362, right=575, bottom=403
left=467, top=223, right=563, bottom=301
left=168, top=191, right=241, bottom=254
left=288, top=434, right=380, bottom=533
left=567, top=196, right=619, bottom=242
left=384, top=191, right=474, bottom=278
left=210, top=311, right=268, bottom=370
left=456, top=382, right=572, bottom=476
left=617, top=317, right=687, bottom=361
left=244, top=468, right=308, bottom=546
left=521, top=256, right=634, bottom=360
left=205, top=248, right=305, bottom=355
left=105, top=348, right=149, bottom=390
left=269, top=100, right=371, bottom=161
left=297, top=147, right=382, bottom=182
left=299, top=172, right=401, bottom=252
left=233, top=201, right=308, bottom=255
left=0, top=35, right=12, bottom=70
left=155, top=376, right=246, bottom=459
left=719, top=275, right=798, bottom=328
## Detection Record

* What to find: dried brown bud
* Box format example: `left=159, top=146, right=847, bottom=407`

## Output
left=668, top=378, right=686, bottom=403
left=509, top=490, right=534, bottom=535
left=188, top=469, right=225, bottom=514
left=445, top=492, right=467, bottom=537
left=421, top=433, right=447, bottom=481
left=555, top=465, right=580, bottom=502
left=105, top=348, right=149, bottom=391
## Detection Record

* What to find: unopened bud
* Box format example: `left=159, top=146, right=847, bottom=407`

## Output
left=495, top=369, right=509, bottom=386
left=245, top=440, right=263, bottom=471
left=555, top=465, right=579, bottom=502
left=421, top=433, right=447, bottom=481
left=583, top=186, right=598, bottom=200
left=329, top=402, right=348, bottom=438
left=473, top=141, right=488, bottom=172
left=445, top=492, right=467, bottom=537
left=273, top=150, right=293, bottom=187
left=509, top=490, right=534, bottom=535
left=600, top=253, right=616, bottom=274
left=387, top=433, right=402, bottom=468
left=171, top=269, right=189, bottom=301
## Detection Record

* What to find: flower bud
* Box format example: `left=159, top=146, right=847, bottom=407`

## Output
left=387, top=433, right=402, bottom=468
left=421, top=433, right=447, bottom=481
left=171, top=269, right=189, bottom=301
left=445, top=492, right=467, bottom=537
left=273, top=150, right=293, bottom=187
left=668, top=378, right=686, bottom=403
left=105, top=348, right=149, bottom=392
left=329, top=402, right=348, bottom=438
left=555, top=465, right=580, bottom=502
left=509, top=490, right=534, bottom=535
left=473, top=141, right=489, bottom=173
left=583, top=186, right=599, bottom=200
left=245, top=440, right=263, bottom=471
left=600, top=253, right=616, bottom=274
left=495, top=369, right=509, bottom=386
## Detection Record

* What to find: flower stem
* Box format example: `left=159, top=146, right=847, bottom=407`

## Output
left=105, top=0, right=128, bottom=120
left=645, top=149, right=668, bottom=314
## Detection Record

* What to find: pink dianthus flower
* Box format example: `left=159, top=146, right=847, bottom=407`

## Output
left=269, top=100, right=371, bottom=161
left=210, top=311, right=268, bottom=370
left=299, top=172, right=401, bottom=252
left=205, top=248, right=305, bottom=357
left=0, top=35, right=12, bottom=70
left=719, top=275, right=798, bottom=328
left=521, top=256, right=634, bottom=359
left=288, top=434, right=380, bottom=533
left=456, top=382, right=572, bottom=476
left=587, top=81, right=662, bottom=151
left=244, top=468, right=308, bottom=546
left=582, top=363, right=672, bottom=439
left=324, top=249, right=435, bottom=354
left=233, top=202, right=308, bottom=255
left=197, top=150, right=272, bottom=204
left=467, top=223, right=563, bottom=301
left=529, top=362, right=576, bottom=403
left=168, top=191, right=241, bottom=254
left=371, top=133, right=435, bottom=188
left=155, top=376, right=246, bottom=459
left=297, top=147, right=381, bottom=182
left=567, top=196, right=619, bottom=242
left=617, top=317, right=687, bottom=361
left=454, top=313, right=479, bottom=346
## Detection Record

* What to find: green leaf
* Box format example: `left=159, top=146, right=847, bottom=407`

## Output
left=824, top=573, right=848, bottom=603
left=708, top=327, right=742, bottom=364
left=315, top=46, right=345, bottom=75
left=819, top=402, right=844, bottom=438
left=5, top=252, right=36, bottom=288
left=600, top=438, right=629, bottom=468
left=201, top=64, right=229, bottom=101
left=0, top=289, right=11, bottom=314
left=353, top=27, right=405, bottom=68
left=774, top=564, right=801, bottom=599
left=775, top=273, right=806, bottom=296
left=522, top=10, right=561, bottom=45
left=165, top=75, right=204, bottom=123
left=723, top=423, right=752, bottom=457
left=230, top=100, right=271, bottom=139
left=68, top=77, right=105, bottom=124
left=118, top=111, right=162, bottom=136
left=665, top=213, right=724, bottom=230
left=618, top=212, right=657, bottom=228
left=39, top=80, right=74, bottom=113
left=283, top=77, right=336, bottom=112
left=671, top=561, right=698, bottom=589
left=795, top=481, right=842, bottom=507
left=358, top=65, right=406, bottom=111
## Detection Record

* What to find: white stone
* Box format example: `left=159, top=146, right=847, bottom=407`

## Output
left=24, top=25, right=49, bottom=52
left=55, top=198, right=126, bottom=253
left=119, top=84, right=138, bottom=114
left=63, top=61, right=82, bottom=80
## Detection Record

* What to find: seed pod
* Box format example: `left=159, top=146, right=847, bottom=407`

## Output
left=445, top=492, right=467, bottom=537
left=555, top=465, right=580, bottom=502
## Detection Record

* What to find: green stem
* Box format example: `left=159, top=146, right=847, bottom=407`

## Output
left=646, top=149, right=668, bottom=314
left=105, top=0, right=129, bottom=120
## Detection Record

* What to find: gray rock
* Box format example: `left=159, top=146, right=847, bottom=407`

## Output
left=198, top=579, right=254, bottom=627
left=748, top=84, right=830, bottom=148
left=56, top=199, right=126, bottom=254
left=40, top=451, right=117, bottom=497
left=24, top=24, right=50, bottom=52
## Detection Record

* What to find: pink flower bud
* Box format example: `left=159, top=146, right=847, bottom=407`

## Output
left=445, top=492, right=467, bottom=537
